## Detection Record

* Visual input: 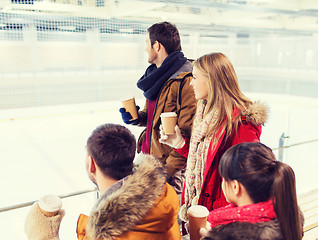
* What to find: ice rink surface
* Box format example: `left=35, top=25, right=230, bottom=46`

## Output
left=0, top=93, right=317, bottom=239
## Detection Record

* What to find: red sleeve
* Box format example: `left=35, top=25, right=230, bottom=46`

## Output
left=232, top=122, right=262, bottom=145
left=175, top=136, right=190, bottom=158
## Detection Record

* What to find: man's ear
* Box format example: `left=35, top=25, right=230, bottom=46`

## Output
left=153, top=41, right=160, bottom=52
left=88, top=155, right=97, bottom=173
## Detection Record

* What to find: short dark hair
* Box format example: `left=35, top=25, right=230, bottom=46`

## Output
left=86, top=123, right=136, bottom=180
left=147, top=21, right=181, bottom=54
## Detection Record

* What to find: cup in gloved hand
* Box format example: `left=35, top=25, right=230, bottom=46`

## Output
left=188, top=205, right=209, bottom=240
left=119, top=106, right=140, bottom=125
left=184, top=220, right=211, bottom=239
left=159, top=125, right=185, bottom=149
left=160, top=112, right=177, bottom=135
left=38, top=194, right=62, bottom=217
left=121, top=97, right=139, bottom=120
left=25, top=195, right=65, bottom=240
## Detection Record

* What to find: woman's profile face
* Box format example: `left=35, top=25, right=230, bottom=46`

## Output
left=191, top=66, right=209, bottom=100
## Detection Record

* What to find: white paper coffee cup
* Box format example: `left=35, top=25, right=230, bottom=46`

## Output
left=160, top=112, right=177, bottom=135
left=38, top=194, right=62, bottom=217
left=188, top=205, right=209, bottom=240
left=121, top=97, right=138, bottom=120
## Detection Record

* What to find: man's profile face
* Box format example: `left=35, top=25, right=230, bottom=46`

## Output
left=145, top=33, right=157, bottom=64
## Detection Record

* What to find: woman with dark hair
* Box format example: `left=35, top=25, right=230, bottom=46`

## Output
left=159, top=53, right=268, bottom=223
left=202, top=142, right=303, bottom=240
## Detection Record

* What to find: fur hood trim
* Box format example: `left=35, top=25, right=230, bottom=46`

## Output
left=86, top=154, right=167, bottom=240
left=242, top=101, right=268, bottom=126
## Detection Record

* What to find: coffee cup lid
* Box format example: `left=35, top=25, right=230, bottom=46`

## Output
left=160, top=112, right=177, bottom=118
left=38, top=194, right=62, bottom=212
left=120, top=96, right=135, bottom=101
left=188, top=205, right=209, bottom=218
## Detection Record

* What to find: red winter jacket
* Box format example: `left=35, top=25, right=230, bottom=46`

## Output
left=177, top=102, right=268, bottom=212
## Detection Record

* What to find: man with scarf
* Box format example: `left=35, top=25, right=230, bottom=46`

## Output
left=120, top=22, right=196, bottom=194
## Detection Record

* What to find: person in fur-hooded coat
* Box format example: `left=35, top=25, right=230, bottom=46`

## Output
left=174, top=100, right=268, bottom=220
left=191, top=100, right=268, bottom=213
left=159, top=53, right=269, bottom=223
left=25, top=124, right=181, bottom=240
left=77, top=154, right=181, bottom=240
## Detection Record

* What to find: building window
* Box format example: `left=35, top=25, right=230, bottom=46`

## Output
left=96, top=0, right=104, bottom=7
left=11, top=0, right=34, bottom=4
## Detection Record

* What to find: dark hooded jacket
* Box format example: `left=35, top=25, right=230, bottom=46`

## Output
left=202, top=220, right=283, bottom=240
left=202, top=209, right=304, bottom=240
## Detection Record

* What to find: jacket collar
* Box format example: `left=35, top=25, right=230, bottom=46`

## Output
left=170, top=60, right=192, bottom=79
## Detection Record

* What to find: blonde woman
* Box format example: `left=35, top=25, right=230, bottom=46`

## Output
left=159, top=53, right=268, bottom=223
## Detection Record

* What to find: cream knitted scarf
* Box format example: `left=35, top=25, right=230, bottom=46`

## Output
left=180, top=100, right=225, bottom=221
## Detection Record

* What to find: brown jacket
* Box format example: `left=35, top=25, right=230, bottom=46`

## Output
left=137, top=61, right=197, bottom=177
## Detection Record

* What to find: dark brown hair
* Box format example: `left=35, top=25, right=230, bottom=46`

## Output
left=86, top=123, right=136, bottom=180
left=147, top=21, right=181, bottom=54
left=219, top=142, right=303, bottom=240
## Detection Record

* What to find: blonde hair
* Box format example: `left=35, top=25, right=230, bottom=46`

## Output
left=193, top=53, right=251, bottom=139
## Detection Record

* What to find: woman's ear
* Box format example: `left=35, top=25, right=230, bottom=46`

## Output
left=231, top=179, right=241, bottom=196
left=233, top=180, right=255, bottom=206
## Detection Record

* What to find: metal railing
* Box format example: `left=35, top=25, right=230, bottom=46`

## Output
left=0, top=188, right=97, bottom=213
left=0, top=136, right=317, bottom=233
left=273, top=133, right=318, bottom=162
left=1, top=137, right=318, bottom=214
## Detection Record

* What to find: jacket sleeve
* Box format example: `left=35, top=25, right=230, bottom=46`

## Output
left=232, top=122, right=262, bottom=145
left=165, top=76, right=197, bottom=176
left=175, top=137, right=190, bottom=159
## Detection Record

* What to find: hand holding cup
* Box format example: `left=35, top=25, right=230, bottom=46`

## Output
left=160, top=112, right=178, bottom=134
left=25, top=195, right=64, bottom=240
left=38, top=194, right=63, bottom=217
left=187, top=205, right=209, bottom=240
left=159, top=125, right=185, bottom=149
left=121, top=97, right=139, bottom=120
